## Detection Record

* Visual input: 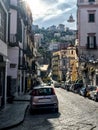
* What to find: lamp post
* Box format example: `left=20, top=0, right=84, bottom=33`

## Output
left=66, top=14, right=77, bottom=83
left=67, top=14, right=76, bottom=45
left=67, top=14, right=75, bottom=23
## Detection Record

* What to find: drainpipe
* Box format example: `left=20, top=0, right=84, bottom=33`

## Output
left=23, top=27, right=27, bottom=93
left=4, top=60, right=8, bottom=106
left=4, top=3, right=9, bottom=107
left=19, top=70, right=22, bottom=94
left=19, top=18, right=24, bottom=94
left=23, top=71, right=25, bottom=93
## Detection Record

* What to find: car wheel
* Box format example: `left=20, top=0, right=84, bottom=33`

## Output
left=95, top=97, right=98, bottom=102
left=29, top=107, right=34, bottom=114
left=94, top=95, right=97, bottom=102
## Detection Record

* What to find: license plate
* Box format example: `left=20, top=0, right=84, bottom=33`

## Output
left=38, top=99, right=50, bottom=102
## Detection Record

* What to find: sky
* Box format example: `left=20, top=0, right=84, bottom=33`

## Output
left=28, top=0, right=77, bottom=29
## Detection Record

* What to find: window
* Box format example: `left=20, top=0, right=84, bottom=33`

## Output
left=88, top=0, right=95, bottom=2
left=71, top=50, right=73, bottom=54
left=87, top=34, right=96, bottom=49
left=32, top=88, right=55, bottom=96
left=10, top=64, right=16, bottom=68
left=0, top=3, right=6, bottom=42
left=63, top=59, right=66, bottom=66
left=88, top=13, right=95, bottom=22
left=80, top=0, right=84, bottom=2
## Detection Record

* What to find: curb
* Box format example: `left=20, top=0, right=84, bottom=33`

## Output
left=0, top=105, right=29, bottom=130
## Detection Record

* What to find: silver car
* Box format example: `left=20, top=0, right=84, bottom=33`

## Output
left=29, top=85, right=59, bottom=113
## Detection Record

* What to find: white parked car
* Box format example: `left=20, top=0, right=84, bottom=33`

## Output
left=29, top=85, right=59, bottom=113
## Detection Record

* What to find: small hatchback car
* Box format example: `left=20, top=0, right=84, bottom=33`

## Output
left=29, top=85, right=59, bottom=113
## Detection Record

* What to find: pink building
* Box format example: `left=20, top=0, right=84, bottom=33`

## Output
left=77, top=0, right=98, bottom=85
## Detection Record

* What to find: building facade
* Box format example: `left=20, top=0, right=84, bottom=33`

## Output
left=52, top=51, right=61, bottom=81
left=77, top=0, right=98, bottom=85
left=0, top=0, right=8, bottom=108
left=66, top=45, right=78, bottom=82
left=52, top=46, right=79, bottom=83
left=0, top=0, right=36, bottom=109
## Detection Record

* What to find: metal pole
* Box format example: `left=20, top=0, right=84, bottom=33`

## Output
left=4, top=61, right=7, bottom=107
left=19, top=70, right=22, bottom=94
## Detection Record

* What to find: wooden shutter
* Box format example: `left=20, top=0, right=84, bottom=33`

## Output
left=87, top=36, right=89, bottom=49
left=94, top=36, right=96, bottom=49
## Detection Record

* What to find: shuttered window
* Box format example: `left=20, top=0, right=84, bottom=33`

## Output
left=89, top=13, right=95, bottom=22
left=87, top=35, right=96, bottom=49
left=0, top=3, right=6, bottom=42
left=88, top=0, right=95, bottom=2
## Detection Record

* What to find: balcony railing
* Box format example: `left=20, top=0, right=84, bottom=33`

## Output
left=24, top=45, right=33, bottom=58
left=18, top=56, right=26, bottom=70
left=8, top=34, right=18, bottom=47
left=30, top=33, right=34, bottom=43
left=86, top=43, right=97, bottom=49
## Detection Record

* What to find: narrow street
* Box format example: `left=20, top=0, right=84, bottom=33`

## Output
left=8, top=88, right=98, bottom=130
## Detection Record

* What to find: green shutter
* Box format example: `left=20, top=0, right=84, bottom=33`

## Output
left=94, top=36, right=96, bottom=49
left=87, top=36, right=89, bottom=49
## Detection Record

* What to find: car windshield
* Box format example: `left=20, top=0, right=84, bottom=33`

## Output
left=32, top=88, right=55, bottom=96
left=88, top=86, right=97, bottom=91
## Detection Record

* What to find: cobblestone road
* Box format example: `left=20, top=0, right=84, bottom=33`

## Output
left=8, top=88, right=98, bottom=130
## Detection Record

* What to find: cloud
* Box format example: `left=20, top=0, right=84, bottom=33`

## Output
left=33, top=0, right=77, bottom=29
left=41, top=4, right=76, bottom=21
left=57, top=3, right=72, bottom=11
left=40, top=0, right=58, bottom=5
left=34, top=8, right=76, bottom=29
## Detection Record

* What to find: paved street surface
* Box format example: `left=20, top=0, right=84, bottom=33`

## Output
left=0, top=94, right=30, bottom=130
left=8, top=88, right=98, bottom=130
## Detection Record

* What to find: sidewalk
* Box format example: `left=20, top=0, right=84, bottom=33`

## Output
left=0, top=94, right=30, bottom=130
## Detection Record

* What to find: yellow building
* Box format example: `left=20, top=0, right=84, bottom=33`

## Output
left=66, top=45, right=79, bottom=82
left=52, top=51, right=61, bottom=81
left=52, top=45, right=79, bottom=82
left=52, top=49, right=68, bottom=81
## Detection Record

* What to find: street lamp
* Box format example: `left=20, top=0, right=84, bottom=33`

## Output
left=67, top=13, right=75, bottom=39
left=67, top=14, right=78, bottom=81
left=67, top=14, right=75, bottom=23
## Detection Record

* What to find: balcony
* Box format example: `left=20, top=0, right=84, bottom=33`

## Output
left=77, top=0, right=98, bottom=6
left=9, top=0, right=18, bottom=10
left=32, top=61, right=36, bottom=71
left=86, top=43, right=97, bottom=50
left=27, top=25, right=32, bottom=33
left=24, top=45, right=33, bottom=58
left=30, top=33, right=34, bottom=43
left=18, top=57, right=26, bottom=70
left=8, top=34, right=18, bottom=47
left=18, top=1, right=28, bottom=25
